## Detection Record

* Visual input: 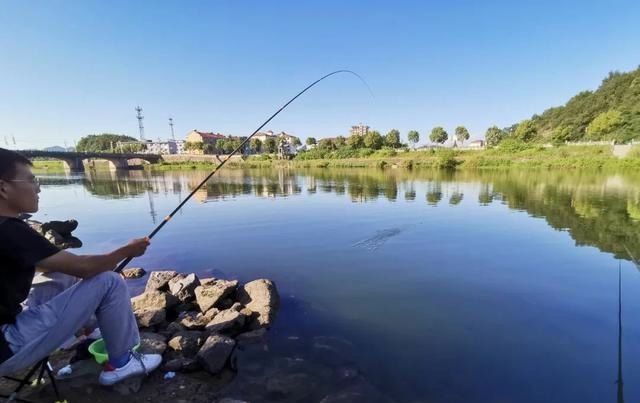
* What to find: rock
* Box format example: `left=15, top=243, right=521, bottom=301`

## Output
left=205, top=309, right=246, bottom=334
left=134, top=307, right=166, bottom=328
left=158, top=321, right=186, bottom=339
left=218, top=298, right=235, bottom=310
left=131, top=290, right=179, bottom=311
left=112, top=376, right=144, bottom=395
left=236, top=279, right=280, bottom=330
left=168, top=331, right=204, bottom=357
left=121, top=267, right=146, bottom=279
left=319, top=381, right=396, bottom=403
left=196, top=334, right=236, bottom=374
left=266, top=373, right=315, bottom=401
left=194, top=279, right=238, bottom=313
left=168, top=273, right=200, bottom=302
left=139, top=332, right=168, bottom=355
left=145, top=270, right=178, bottom=292
left=180, top=310, right=217, bottom=330
left=162, top=356, right=200, bottom=373
left=174, top=302, right=198, bottom=314
left=236, top=328, right=267, bottom=344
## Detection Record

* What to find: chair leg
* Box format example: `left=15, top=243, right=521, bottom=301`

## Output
left=45, top=361, right=63, bottom=402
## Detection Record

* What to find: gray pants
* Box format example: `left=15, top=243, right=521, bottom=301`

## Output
left=0, top=271, right=140, bottom=376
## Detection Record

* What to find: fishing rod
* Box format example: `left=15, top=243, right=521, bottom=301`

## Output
left=115, top=69, right=370, bottom=272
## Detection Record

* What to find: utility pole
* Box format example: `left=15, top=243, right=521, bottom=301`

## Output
left=169, top=117, right=175, bottom=140
left=135, top=106, right=145, bottom=140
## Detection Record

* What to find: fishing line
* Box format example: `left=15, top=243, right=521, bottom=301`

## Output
left=116, top=69, right=371, bottom=272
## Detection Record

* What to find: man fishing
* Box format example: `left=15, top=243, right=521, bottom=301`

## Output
left=0, top=147, right=162, bottom=385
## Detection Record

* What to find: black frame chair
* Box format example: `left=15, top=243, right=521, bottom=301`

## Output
left=1, top=357, right=65, bottom=402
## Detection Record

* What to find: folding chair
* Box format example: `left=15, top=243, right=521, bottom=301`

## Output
left=1, top=357, right=66, bottom=402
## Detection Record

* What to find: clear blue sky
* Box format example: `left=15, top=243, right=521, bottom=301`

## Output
left=1, top=0, right=639, bottom=149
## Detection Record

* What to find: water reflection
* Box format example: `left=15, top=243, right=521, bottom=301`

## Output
left=39, top=168, right=640, bottom=262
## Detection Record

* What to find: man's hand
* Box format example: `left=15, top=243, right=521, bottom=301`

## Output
left=124, top=237, right=150, bottom=258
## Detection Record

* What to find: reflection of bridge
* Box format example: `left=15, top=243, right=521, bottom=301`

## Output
left=19, top=150, right=162, bottom=172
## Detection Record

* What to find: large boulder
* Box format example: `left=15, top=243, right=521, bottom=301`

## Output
left=162, top=354, right=200, bottom=373
left=121, top=267, right=146, bottom=279
left=134, top=307, right=166, bottom=328
left=168, top=273, right=200, bottom=302
left=138, top=332, right=168, bottom=355
left=180, top=309, right=218, bottom=330
left=236, top=279, right=279, bottom=330
left=131, top=290, right=178, bottom=311
left=197, top=334, right=236, bottom=374
left=145, top=270, right=178, bottom=292
left=168, top=331, right=205, bottom=357
left=205, top=309, right=247, bottom=334
left=194, top=279, right=238, bottom=313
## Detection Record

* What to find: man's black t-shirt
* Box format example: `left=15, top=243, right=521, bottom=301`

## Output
left=0, top=216, right=60, bottom=325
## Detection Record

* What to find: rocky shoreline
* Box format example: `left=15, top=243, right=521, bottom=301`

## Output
left=123, top=269, right=280, bottom=375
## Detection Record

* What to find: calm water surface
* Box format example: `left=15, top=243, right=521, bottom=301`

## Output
left=34, top=168, right=640, bottom=403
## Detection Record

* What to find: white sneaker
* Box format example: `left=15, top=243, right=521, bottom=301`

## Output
left=98, top=352, right=162, bottom=386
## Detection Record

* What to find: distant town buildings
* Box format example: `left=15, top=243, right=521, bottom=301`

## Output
left=350, top=123, right=369, bottom=137
left=185, top=130, right=225, bottom=145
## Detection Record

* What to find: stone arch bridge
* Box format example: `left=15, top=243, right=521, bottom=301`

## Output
left=18, top=150, right=162, bottom=172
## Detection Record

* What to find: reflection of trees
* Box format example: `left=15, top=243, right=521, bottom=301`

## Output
left=426, top=182, right=443, bottom=206
left=83, top=170, right=148, bottom=199
left=484, top=170, right=640, bottom=261
left=478, top=183, right=494, bottom=205
left=449, top=191, right=464, bottom=205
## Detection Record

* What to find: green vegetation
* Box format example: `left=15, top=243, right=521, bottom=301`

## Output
left=492, top=67, right=640, bottom=145
left=31, top=160, right=66, bottom=172
left=76, top=133, right=142, bottom=152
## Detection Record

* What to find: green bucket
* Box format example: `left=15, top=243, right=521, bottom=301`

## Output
left=88, top=338, right=140, bottom=365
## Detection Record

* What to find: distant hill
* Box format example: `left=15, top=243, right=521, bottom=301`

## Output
left=509, top=67, right=640, bottom=144
left=43, top=146, right=67, bottom=152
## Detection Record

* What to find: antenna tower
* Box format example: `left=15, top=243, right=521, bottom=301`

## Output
left=135, top=106, right=145, bottom=140
left=169, top=117, right=175, bottom=140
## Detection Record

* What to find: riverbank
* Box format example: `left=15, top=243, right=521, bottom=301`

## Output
left=30, top=144, right=640, bottom=173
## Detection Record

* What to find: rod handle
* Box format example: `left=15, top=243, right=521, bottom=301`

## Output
left=115, top=257, right=133, bottom=273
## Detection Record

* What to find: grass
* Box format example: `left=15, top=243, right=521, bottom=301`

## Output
left=29, top=144, right=640, bottom=173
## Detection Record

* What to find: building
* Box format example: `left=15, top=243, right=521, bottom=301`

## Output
left=184, top=130, right=226, bottom=154
left=466, top=140, right=485, bottom=149
left=350, top=123, right=369, bottom=137
left=144, top=140, right=177, bottom=155
left=185, top=130, right=225, bottom=145
left=253, top=130, right=277, bottom=144
left=116, top=140, right=183, bottom=155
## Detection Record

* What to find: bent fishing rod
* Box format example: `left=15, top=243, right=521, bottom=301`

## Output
left=115, top=69, right=369, bottom=272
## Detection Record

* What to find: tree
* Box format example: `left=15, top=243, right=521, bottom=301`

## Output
left=184, top=141, right=204, bottom=152
left=513, top=119, right=537, bottom=142
left=264, top=137, right=277, bottom=153
left=429, top=127, right=448, bottom=144
left=586, top=110, right=623, bottom=140
left=250, top=138, right=262, bottom=153
left=203, top=143, right=216, bottom=154
left=454, top=126, right=470, bottom=145
left=292, top=137, right=302, bottom=147
left=76, top=133, right=140, bottom=153
left=334, top=136, right=346, bottom=148
left=306, top=137, right=317, bottom=146
left=347, top=134, right=364, bottom=149
left=485, top=126, right=505, bottom=147
left=384, top=129, right=401, bottom=148
left=318, top=138, right=336, bottom=151
left=364, top=131, right=383, bottom=149
left=550, top=125, right=576, bottom=145
left=407, top=130, right=420, bottom=149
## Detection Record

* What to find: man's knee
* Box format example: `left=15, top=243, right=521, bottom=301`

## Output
left=91, top=271, right=126, bottom=291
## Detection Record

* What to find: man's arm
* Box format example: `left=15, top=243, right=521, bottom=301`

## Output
left=36, top=237, right=150, bottom=279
